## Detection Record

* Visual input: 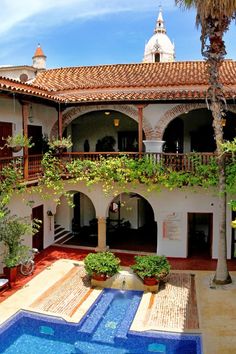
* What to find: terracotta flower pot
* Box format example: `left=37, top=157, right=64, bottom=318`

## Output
left=143, top=277, right=158, bottom=286
left=92, top=273, right=108, bottom=281
left=3, top=266, right=18, bottom=285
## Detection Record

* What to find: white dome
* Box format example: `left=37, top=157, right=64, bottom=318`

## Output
left=144, top=33, right=175, bottom=58
left=143, top=8, right=175, bottom=63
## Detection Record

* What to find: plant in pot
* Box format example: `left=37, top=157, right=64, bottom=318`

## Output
left=3, top=132, right=34, bottom=152
left=131, top=255, right=170, bottom=286
left=48, top=136, right=72, bottom=155
left=0, top=209, right=40, bottom=284
left=84, top=251, right=120, bottom=281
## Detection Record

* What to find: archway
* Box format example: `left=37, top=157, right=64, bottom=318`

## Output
left=55, top=191, right=97, bottom=247
left=65, top=110, right=142, bottom=153
left=107, top=192, right=157, bottom=252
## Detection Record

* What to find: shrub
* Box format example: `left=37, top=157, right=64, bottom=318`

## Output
left=84, top=251, right=120, bottom=277
left=131, top=255, right=170, bottom=280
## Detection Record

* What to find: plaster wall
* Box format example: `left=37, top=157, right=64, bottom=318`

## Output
left=143, top=104, right=176, bottom=128
left=2, top=182, right=234, bottom=266
left=0, top=67, right=36, bottom=81
left=71, top=111, right=137, bottom=152
left=0, top=98, right=57, bottom=154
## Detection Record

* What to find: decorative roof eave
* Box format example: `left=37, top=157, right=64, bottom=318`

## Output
left=0, top=76, right=64, bottom=105
left=52, top=86, right=236, bottom=105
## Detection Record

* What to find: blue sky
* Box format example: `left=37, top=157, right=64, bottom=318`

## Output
left=0, top=0, right=236, bottom=68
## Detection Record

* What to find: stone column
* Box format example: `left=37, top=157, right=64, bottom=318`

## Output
left=143, top=140, right=165, bottom=153
left=96, top=217, right=108, bottom=252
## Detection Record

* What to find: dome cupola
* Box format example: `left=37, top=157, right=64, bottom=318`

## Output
left=32, top=44, right=47, bottom=70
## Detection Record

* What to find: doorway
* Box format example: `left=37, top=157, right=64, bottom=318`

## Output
left=28, top=125, right=43, bottom=154
left=0, top=122, right=12, bottom=157
left=32, top=205, right=44, bottom=251
left=188, top=213, right=213, bottom=258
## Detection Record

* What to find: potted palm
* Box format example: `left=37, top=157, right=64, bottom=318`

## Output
left=84, top=251, right=120, bottom=280
left=131, top=255, right=170, bottom=286
left=3, top=132, right=34, bottom=152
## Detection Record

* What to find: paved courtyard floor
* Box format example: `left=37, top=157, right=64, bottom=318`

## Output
left=0, top=246, right=236, bottom=354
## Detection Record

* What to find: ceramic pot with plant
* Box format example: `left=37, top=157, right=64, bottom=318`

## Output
left=131, top=255, right=170, bottom=285
left=48, top=136, right=72, bottom=155
left=84, top=251, right=120, bottom=280
left=3, top=132, right=34, bottom=152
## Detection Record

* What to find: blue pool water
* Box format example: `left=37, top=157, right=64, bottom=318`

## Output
left=0, top=289, right=202, bottom=354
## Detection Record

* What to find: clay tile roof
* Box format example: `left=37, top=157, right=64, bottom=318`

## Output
left=32, top=60, right=236, bottom=93
left=0, top=75, right=62, bottom=102
left=1, top=60, right=236, bottom=104
left=33, top=44, right=46, bottom=58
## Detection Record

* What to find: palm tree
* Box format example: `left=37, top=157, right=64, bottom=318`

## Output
left=176, top=0, right=236, bottom=284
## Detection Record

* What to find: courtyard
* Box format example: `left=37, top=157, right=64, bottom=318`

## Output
left=0, top=246, right=236, bottom=354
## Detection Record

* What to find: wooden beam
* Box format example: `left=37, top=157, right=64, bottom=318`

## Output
left=137, top=105, right=144, bottom=155
left=58, top=109, right=63, bottom=140
left=22, top=102, right=29, bottom=180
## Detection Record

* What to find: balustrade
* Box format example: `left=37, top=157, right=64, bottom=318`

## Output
left=0, top=152, right=220, bottom=181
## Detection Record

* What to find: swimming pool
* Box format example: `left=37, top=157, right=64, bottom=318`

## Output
left=0, top=289, right=202, bottom=353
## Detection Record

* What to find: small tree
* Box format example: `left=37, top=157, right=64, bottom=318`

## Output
left=0, top=210, right=40, bottom=267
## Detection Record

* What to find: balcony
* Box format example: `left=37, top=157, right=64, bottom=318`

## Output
left=0, top=152, right=220, bottom=183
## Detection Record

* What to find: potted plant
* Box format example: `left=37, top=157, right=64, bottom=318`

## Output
left=3, top=132, right=34, bottom=152
left=131, top=255, right=170, bottom=286
left=48, top=136, right=72, bottom=154
left=0, top=209, right=40, bottom=284
left=84, top=251, right=120, bottom=280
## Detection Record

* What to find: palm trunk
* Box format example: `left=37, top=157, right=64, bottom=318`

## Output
left=211, top=102, right=231, bottom=284
left=203, top=17, right=232, bottom=284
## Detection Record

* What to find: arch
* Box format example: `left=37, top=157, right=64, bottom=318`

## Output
left=106, top=192, right=157, bottom=252
left=50, top=104, right=154, bottom=140
left=155, top=103, right=206, bottom=140
left=155, top=103, right=236, bottom=140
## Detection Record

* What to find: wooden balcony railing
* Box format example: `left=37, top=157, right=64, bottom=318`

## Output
left=0, top=152, right=219, bottom=182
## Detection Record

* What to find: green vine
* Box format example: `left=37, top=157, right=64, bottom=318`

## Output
left=0, top=158, right=25, bottom=217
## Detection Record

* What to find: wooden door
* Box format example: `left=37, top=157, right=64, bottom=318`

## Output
left=32, top=205, right=44, bottom=251
left=0, top=122, right=12, bottom=157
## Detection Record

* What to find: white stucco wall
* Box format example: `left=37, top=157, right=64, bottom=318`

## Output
left=1, top=171, right=234, bottom=269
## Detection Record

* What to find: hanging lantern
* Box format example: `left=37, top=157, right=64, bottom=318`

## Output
left=113, top=119, right=120, bottom=127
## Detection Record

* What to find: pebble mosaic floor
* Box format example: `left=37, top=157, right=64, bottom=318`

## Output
left=30, top=265, right=92, bottom=317
left=144, top=273, right=199, bottom=331
left=29, top=265, right=198, bottom=332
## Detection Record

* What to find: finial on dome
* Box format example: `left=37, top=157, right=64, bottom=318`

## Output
left=155, top=5, right=166, bottom=34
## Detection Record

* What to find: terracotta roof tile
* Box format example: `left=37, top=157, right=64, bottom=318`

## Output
left=32, top=61, right=236, bottom=93
left=0, top=61, right=236, bottom=104
left=0, top=76, right=62, bottom=102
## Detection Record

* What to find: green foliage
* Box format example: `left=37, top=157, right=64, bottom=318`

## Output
left=0, top=210, right=41, bottom=267
left=4, top=132, right=34, bottom=149
left=48, top=136, right=72, bottom=152
left=0, top=159, right=25, bottom=215
left=84, top=252, right=120, bottom=277
left=41, top=152, right=222, bottom=198
left=131, top=255, right=170, bottom=280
